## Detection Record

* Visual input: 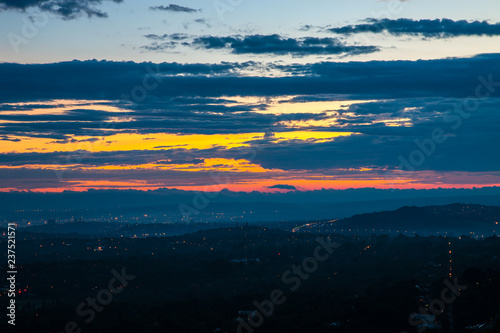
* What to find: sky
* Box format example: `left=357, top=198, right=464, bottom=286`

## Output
left=0, top=0, right=500, bottom=193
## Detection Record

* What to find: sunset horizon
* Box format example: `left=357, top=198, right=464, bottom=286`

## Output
left=2, top=2, right=500, bottom=332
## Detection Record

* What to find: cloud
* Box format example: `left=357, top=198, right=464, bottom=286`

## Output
left=0, top=135, right=20, bottom=142
left=144, top=33, right=189, bottom=41
left=328, top=18, right=500, bottom=38
left=1, top=93, right=500, bottom=190
left=142, top=33, right=191, bottom=51
left=268, top=184, right=297, bottom=190
left=149, top=4, right=198, bottom=13
left=0, top=0, right=123, bottom=19
left=1, top=55, right=499, bottom=103
left=194, top=18, right=210, bottom=27
left=2, top=93, right=500, bottom=174
left=155, top=158, right=205, bottom=165
left=192, top=34, right=379, bottom=56
left=49, top=137, right=100, bottom=144
left=141, top=33, right=379, bottom=56
left=0, top=56, right=500, bottom=178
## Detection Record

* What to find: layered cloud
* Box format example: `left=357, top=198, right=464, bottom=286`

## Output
left=142, top=33, right=379, bottom=56
left=267, top=184, right=298, bottom=190
left=1, top=55, right=499, bottom=191
left=149, top=4, right=198, bottom=13
left=328, top=18, right=500, bottom=38
left=0, top=0, right=123, bottom=19
left=1, top=54, right=499, bottom=102
left=192, top=34, right=379, bottom=56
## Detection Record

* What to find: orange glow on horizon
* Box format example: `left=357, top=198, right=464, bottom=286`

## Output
left=4, top=180, right=500, bottom=193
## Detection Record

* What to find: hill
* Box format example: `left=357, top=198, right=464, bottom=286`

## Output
left=332, top=203, right=500, bottom=236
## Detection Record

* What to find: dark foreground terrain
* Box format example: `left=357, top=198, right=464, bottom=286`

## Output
left=1, top=222, right=500, bottom=333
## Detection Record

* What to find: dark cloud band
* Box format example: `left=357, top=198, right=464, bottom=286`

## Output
left=149, top=4, right=198, bottom=13
left=191, top=34, right=379, bottom=56
left=328, top=18, right=500, bottom=38
left=0, top=0, right=123, bottom=19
